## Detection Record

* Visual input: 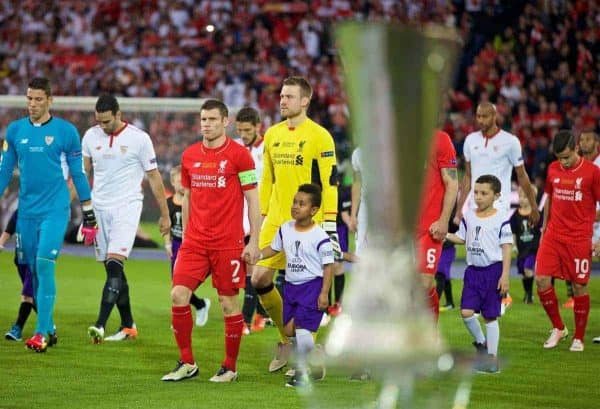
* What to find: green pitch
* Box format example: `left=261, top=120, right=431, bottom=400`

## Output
left=1, top=251, right=599, bottom=409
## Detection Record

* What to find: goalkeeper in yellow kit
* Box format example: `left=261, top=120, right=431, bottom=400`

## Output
left=251, top=76, right=339, bottom=372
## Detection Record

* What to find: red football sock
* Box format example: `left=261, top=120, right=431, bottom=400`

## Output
left=172, top=305, right=194, bottom=364
left=222, top=314, right=244, bottom=372
left=537, top=287, right=564, bottom=330
left=573, top=294, right=590, bottom=342
left=428, top=287, right=440, bottom=323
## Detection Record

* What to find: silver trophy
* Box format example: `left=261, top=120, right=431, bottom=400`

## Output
left=324, top=23, right=462, bottom=408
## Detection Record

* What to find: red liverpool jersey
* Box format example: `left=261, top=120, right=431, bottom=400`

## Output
left=181, top=137, right=257, bottom=249
left=417, top=130, right=457, bottom=233
left=545, top=157, right=600, bottom=242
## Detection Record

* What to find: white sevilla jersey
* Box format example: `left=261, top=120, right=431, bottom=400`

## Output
left=82, top=123, right=158, bottom=210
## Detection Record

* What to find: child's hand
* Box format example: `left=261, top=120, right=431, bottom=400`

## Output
left=318, top=292, right=329, bottom=311
left=497, top=275, right=509, bottom=295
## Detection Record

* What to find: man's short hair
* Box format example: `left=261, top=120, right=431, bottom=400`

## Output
left=580, top=131, right=600, bottom=142
left=298, top=183, right=322, bottom=208
left=283, top=76, right=313, bottom=99
left=201, top=99, right=228, bottom=118
left=28, top=77, right=52, bottom=97
left=236, top=107, right=260, bottom=125
left=95, top=94, right=120, bottom=115
left=552, top=129, right=576, bottom=154
left=475, top=174, right=501, bottom=194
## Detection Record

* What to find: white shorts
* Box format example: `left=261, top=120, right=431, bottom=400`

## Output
left=355, top=205, right=368, bottom=256
left=94, top=201, right=143, bottom=261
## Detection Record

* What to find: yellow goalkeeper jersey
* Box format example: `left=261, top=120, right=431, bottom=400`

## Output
left=260, top=117, right=338, bottom=225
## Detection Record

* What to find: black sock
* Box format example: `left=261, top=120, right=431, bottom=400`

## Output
left=190, top=293, right=206, bottom=310
left=116, top=276, right=134, bottom=328
left=566, top=281, right=574, bottom=298
left=96, top=259, right=123, bottom=328
left=435, top=273, right=445, bottom=299
left=15, top=301, right=34, bottom=328
left=334, top=274, right=345, bottom=304
left=523, top=276, right=534, bottom=297
left=444, top=279, right=454, bottom=306
left=242, top=279, right=258, bottom=324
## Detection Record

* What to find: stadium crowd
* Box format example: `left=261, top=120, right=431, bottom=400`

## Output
left=0, top=0, right=598, bottom=180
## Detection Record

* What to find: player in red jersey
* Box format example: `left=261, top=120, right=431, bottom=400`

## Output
left=161, top=99, right=261, bottom=382
left=536, top=130, right=600, bottom=352
left=416, top=130, right=458, bottom=322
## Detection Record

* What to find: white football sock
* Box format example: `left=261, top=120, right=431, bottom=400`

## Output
left=463, top=315, right=486, bottom=344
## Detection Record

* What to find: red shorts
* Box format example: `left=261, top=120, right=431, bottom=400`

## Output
left=416, top=231, right=443, bottom=275
left=536, top=233, right=592, bottom=285
left=173, top=245, right=246, bottom=296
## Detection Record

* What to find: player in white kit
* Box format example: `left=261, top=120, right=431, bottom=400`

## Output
left=455, top=102, right=538, bottom=312
left=83, top=94, right=170, bottom=343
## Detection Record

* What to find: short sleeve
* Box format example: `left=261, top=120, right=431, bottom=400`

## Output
left=507, top=135, right=524, bottom=167
left=499, top=220, right=513, bottom=245
left=139, top=133, right=158, bottom=172
left=456, top=217, right=467, bottom=241
left=317, top=233, right=334, bottom=265
left=271, top=226, right=283, bottom=252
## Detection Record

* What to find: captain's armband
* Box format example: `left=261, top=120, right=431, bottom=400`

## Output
left=238, top=169, right=257, bottom=186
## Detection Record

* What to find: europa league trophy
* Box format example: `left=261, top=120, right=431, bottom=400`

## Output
left=323, top=23, right=462, bottom=409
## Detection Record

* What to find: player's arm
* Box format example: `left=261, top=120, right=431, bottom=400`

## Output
left=430, top=167, right=458, bottom=240
left=446, top=216, right=466, bottom=245
left=259, top=132, right=273, bottom=218
left=317, top=132, right=341, bottom=259
left=499, top=243, right=511, bottom=294
left=445, top=233, right=465, bottom=245
left=83, top=156, right=93, bottom=180
left=514, top=165, right=540, bottom=226
left=318, top=263, right=334, bottom=311
left=541, top=194, right=550, bottom=234
left=259, top=246, right=279, bottom=260
left=146, top=168, right=171, bottom=236
left=181, top=187, right=190, bottom=234
left=454, top=161, right=471, bottom=225
left=0, top=135, right=17, bottom=195
left=242, top=186, right=261, bottom=264
left=349, top=169, right=361, bottom=232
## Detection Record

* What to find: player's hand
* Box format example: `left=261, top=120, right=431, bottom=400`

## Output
left=242, top=239, right=260, bottom=265
left=165, top=242, right=173, bottom=258
left=318, top=292, right=329, bottom=311
left=322, top=221, right=342, bottom=261
left=80, top=205, right=98, bottom=246
left=158, top=215, right=171, bottom=237
left=528, top=207, right=540, bottom=228
left=429, top=220, right=448, bottom=242
left=593, top=241, right=600, bottom=257
left=497, top=275, right=509, bottom=295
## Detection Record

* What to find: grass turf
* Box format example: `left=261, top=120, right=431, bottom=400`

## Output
left=1, top=250, right=600, bottom=409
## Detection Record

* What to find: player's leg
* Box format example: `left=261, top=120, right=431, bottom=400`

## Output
left=522, top=255, right=535, bottom=304
left=209, top=249, right=246, bottom=382
left=330, top=223, right=349, bottom=316
left=535, top=235, right=568, bottom=348
left=161, top=245, right=205, bottom=382
left=437, top=246, right=456, bottom=310
left=417, top=233, right=442, bottom=322
left=5, top=260, right=35, bottom=341
left=461, top=266, right=486, bottom=351
left=568, top=242, right=592, bottom=351
left=27, top=212, right=68, bottom=352
left=563, top=280, right=575, bottom=308
left=286, top=278, right=325, bottom=387
left=242, top=262, right=258, bottom=333
left=107, top=203, right=142, bottom=339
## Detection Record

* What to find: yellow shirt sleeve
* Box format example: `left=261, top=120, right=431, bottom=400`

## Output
left=259, top=128, right=274, bottom=216
left=314, top=127, right=338, bottom=221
